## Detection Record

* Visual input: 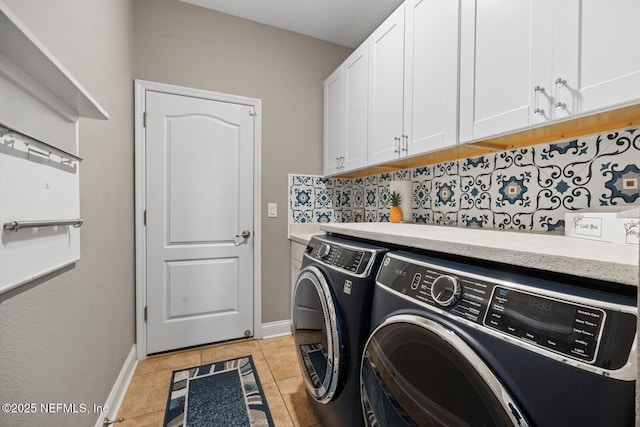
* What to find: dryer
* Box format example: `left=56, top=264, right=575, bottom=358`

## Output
left=292, top=235, right=388, bottom=427
left=361, top=251, right=637, bottom=426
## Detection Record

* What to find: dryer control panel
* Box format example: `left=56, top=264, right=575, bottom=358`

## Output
left=376, top=252, right=636, bottom=370
left=305, top=236, right=375, bottom=276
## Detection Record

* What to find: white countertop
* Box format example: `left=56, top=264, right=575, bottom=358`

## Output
left=288, top=223, right=324, bottom=245
left=320, top=222, right=639, bottom=287
left=290, top=232, right=321, bottom=245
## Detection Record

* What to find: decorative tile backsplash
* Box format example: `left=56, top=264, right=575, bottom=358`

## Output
left=289, top=127, right=640, bottom=232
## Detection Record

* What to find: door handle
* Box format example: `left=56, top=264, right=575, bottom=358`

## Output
left=234, top=230, right=251, bottom=246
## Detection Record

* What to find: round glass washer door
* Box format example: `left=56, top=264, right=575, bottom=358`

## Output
left=361, top=315, right=529, bottom=427
left=292, top=266, right=345, bottom=404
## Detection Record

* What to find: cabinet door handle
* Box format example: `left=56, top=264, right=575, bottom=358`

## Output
left=401, top=135, right=408, bottom=153
left=533, top=85, right=546, bottom=116
left=394, top=137, right=400, bottom=153
left=554, top=78, right=567, bottom=109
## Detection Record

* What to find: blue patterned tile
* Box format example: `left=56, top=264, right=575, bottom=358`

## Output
left=431, top=162, right=459, bottom=226
left=378, top=173, right=392, bottom=185
left=534, top=211, right=566, bottom=233
left=459, top=155, right=494, bottom=212
left=378, top=184, right=391, bottom=210
left=394, top=170, right=411, bottom=181
left=378, top=211, right=390, bottom=222
left=291, top=175, right=314, bottom=186
left=314, top=187, right=333, bottom=209
left=291, top=187, right=313, bottom=208
left=314, top=177, right=334, bottom=188
left=365, top=187, right=377, bottom=208
left=314, top=209, right=334, bottom=223
left=459, top=211, right=491, bottom=228
left=292, top=210, right=313, bottom=224
left=413, top=212, right=431, bottom=224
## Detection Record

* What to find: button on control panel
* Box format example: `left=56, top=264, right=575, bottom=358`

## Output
left=410, top=273, right=422, bottom=290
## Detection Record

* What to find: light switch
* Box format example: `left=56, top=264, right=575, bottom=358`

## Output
left=268, top=203, right=278, bottom=218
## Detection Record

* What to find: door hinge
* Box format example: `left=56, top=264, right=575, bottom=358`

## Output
left=144, top=306, right=147, bottom=322
left=143, top=112, right=147, bottom=127
left=249, top=106, right=257, bottom=117
left=143, top=210, right=147, bottom=226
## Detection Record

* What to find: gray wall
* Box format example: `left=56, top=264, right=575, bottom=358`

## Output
left=133, top=0, right=352, bottom=323
left=0, top=1, right=135, bottom=426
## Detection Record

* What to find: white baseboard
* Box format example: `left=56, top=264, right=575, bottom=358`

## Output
left=261, top=319, right=292, bottom=339
left=94, top=344, right=138, bottom=427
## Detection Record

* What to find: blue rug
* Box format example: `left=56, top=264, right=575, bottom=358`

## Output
left=163, top=355, right=275, bottom=427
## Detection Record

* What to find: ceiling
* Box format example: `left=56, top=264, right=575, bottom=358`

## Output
left=179, top=0, right=404, bottom=48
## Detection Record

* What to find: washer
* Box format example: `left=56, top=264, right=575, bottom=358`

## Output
left=292, top=235, right=388, bottom=427
left=361, top=251, right=637, bottom=426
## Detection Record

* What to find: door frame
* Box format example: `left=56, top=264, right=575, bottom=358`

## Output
left=134, top=79, right=262, bottom=361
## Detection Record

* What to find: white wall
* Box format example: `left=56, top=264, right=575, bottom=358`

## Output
left=0, top=1, right=135, bottom=426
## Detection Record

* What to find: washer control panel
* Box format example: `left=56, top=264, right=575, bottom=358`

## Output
left=375, top=252, right=634, bottom=368
left=306, top=238, right=373, bottom=275
left=485, top=287, right=604, bottom=363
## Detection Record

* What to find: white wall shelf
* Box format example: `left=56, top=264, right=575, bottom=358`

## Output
left=0, top=0, right=108, bottom=122
left=0, top=0, right=108, bottom=295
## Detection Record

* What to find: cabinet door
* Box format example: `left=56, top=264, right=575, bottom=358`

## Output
left=553, top=0, right=640, bottom=118
left=459, top=0, right=551, bottom=143
left=344, top=44, right=369, bottom=171
left=404, top=0, right=460, bottom=155
left=368, top=4, right=405, bottom=165
left=323, top=67, right=343, bottom=175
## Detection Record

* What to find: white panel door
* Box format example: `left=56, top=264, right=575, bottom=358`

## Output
left=324, top=68, right=343, bottom=175
left=459, top=0, right=551, bottom=142
left=553, top=0, right=640, bottom=118
left=145, top=90, right=254, bottom=354
left=344, top=43, right=369, bottom=171
left=404, top=0, right=459, bottom=155
left=368, top=3, right=405, bottom=165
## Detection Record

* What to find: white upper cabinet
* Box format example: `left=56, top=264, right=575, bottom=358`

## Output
left=323, top=44, right=369, bottom=176
left=460, top=0, right=640, bottom=143
left=552, top=0, right=640, bottom=118
left=323, top=67, right=343, bottom=175
left=343, top=43, right=369, bottom=171
left=459, top=0, right=551, bottom=143
left=368, top=3, right=406, bottom=165
left=404, top=0, right=460, bottom=155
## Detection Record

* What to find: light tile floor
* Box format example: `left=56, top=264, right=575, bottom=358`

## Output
left=117, top=335, right=320, bottom=427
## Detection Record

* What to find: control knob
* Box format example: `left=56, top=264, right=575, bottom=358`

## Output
left=318, top=243, right=331, bottom=260
left=430, top=275, right=461, bottom=307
